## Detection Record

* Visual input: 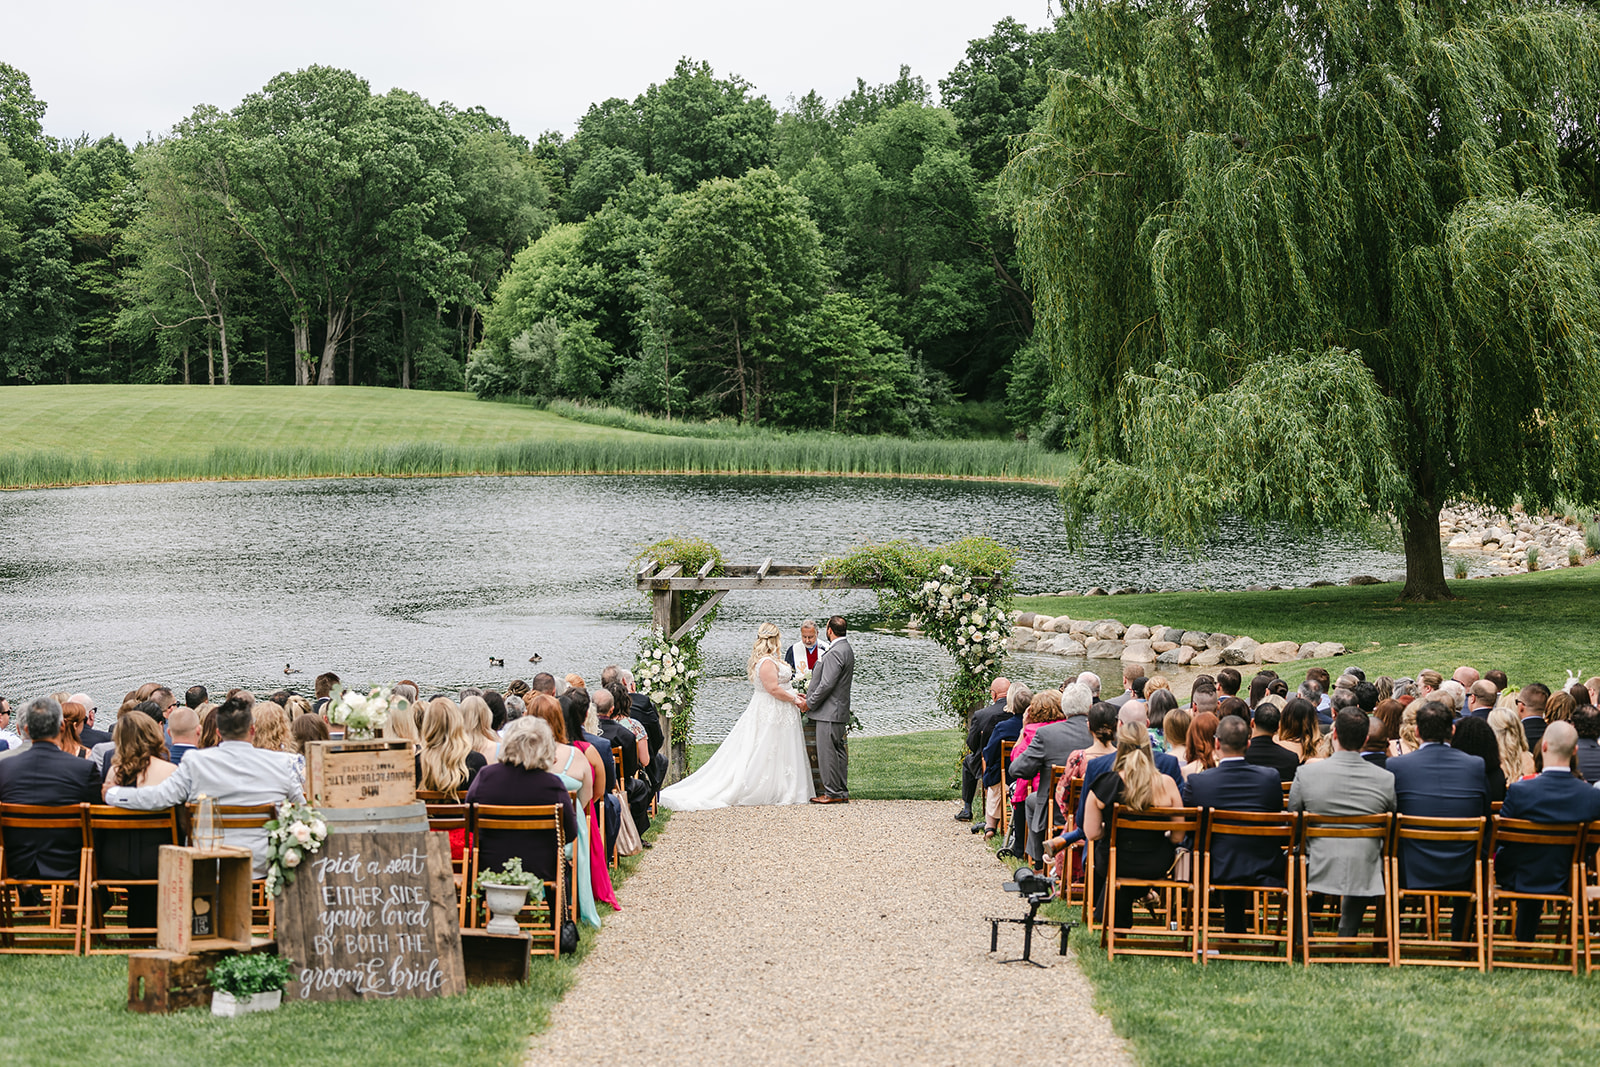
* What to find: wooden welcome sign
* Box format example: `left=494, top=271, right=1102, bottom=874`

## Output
left=274, top=806, right=465, bottom=1002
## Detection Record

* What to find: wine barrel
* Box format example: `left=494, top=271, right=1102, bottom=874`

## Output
left=802, top=718, right=826, bottom=797
left=320, top=803, right=429, bottom=835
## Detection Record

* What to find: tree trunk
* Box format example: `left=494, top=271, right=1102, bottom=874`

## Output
left=316, top=304, right=347, bottom=386
left=293, top=319, right=312, bottom=385
left=181, top=346, right=190, bottom=386
left=1399, top=500, right=1453, bottom=601
left=207, top=340, right=215, bottom=386
left=218, top=321, right=231, bottom=387
left=399, top=292, right=410, bottom=389
left=832, top=380, right=839, bottom=431
left=347, top=326, right=355, bottom=386
left=264, top=344, right=269, bottom=385
left=733, top=320, right=746, bottom=421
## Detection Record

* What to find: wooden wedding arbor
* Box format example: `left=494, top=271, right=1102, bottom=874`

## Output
left=634, top=558, right=881, bottom=790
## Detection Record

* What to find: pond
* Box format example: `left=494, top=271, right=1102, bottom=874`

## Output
left=0, top=474, right=1408, bottom=741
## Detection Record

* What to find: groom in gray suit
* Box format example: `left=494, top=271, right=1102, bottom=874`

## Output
left=803, top=616, right=854, bottom=803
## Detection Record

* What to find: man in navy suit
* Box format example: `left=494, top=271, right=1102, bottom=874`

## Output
left=1517, top=683, right=1549, bottom=754
left=0, top=697, right=101, bottom=882
left=1182, top=716, right=1285, bottom=933
left=1497, top=721, right=1600, bottom=942
left=1243, top=703, right=1300, bottom=783
left=1388, top=702, right=1490, bottom=940
left=958, top=677, right=1010, bottom=822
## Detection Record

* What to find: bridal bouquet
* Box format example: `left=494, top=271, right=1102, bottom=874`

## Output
left=328, top=683, right=410, bottom=740
left=908, top=565, right=1006, bottom=673
left=262, top=801, right=328, bottom=897
left=792, top=668, right=811, bottom=696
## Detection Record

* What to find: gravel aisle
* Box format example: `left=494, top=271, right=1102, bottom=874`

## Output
left=528, top=801, right=1131, bottom=1066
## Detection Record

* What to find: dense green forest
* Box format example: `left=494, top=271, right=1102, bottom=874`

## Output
left=0, top=17, right=1078, bottom=436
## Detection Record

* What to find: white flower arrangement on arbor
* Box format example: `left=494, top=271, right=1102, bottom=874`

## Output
left=634, top=629, right=703, bottom=748
left=908, top=565, right=1007, bottom=675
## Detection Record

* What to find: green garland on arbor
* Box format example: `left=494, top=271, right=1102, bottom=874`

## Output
left=632, top=537, right=725, bottom=748
left=820, top=536, right=1017, bottom=723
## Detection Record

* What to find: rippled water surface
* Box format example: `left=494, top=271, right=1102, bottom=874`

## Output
left=0, top=475, right=1407, bottom=740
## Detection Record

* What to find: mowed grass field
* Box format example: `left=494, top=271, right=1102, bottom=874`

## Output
left=1018, top=561, right=1600, bottom=689
left=0, top=385, right=1072, bottom=488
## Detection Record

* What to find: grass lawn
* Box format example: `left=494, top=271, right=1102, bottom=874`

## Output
left=689, top=727, right=963, bottom=801
left=2, top=384, right=650, bottom=461
left=0, top=384, right=1071, bottom=488
left=1018, top=562, right=1600, bottom=688
left=0, top=812, right=667, bottom=1067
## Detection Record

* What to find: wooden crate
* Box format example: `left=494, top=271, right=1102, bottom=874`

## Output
left=127, top=940, right=277, bottom=1013
left=460, top=930, right=532, bottom=986
left=304, top=739, right=416, bottom=809
left=157, top=845, right=254, bottom=955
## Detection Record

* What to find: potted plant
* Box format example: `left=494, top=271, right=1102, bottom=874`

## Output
left=476, top=857, right=543, bottom=935
left=208, top=952, right=294, bottom=1016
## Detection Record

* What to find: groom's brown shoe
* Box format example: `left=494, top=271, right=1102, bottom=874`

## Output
left=810, top=795, right=847, bottom=804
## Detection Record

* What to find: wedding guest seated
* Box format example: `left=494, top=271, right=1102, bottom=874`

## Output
left=1544, top=689, right=1576, bottom=725
left=71, top=694, right=110, bottom=749
left=1497, top=721, right=1600, bottom=941
left=1518, top=683, right=1550, bottom=752
left=1077, top=671, right=1102, bottom=701
left=1077, top=704, right=1183, bottom=829
left=981, top=686, right=1029, bottom=841
left=251, top=701, right=291, bottom=752
left=1360, top=715, right=1390, bottom=768
left=1147, top=690, right=1178, bottom=753
left=961, top=677, right=1012, bottom=823
left=1007, top=688, right=1074, bottom=863
left=1275, top=697, right=1324, bottom=766
left=461, top=695, right=501, bottom=764
left=1571, top=705, right=1600, bottom=782
left=1450, top=715, right=1508, bottom=803
left=483, top=690, right=507, bottom=732
left=384, top=694, right=422, bottom=749
left=0, top=698, right=102, bottom=885
left=1083, top=722, right=1184, bottom=928
left=1182, top=715, right=1284, bottom=933
left=1045, top=699, right=1119, bottom=860
left=613, top=666, right=667, bottom=790
left=58, top=702, right=92, bottom=760
left=1373, top=699, right=1404, bottom=756
left=1288, top=709, right=1396, bottom=937
left=1163, top=708, right=1191, bottom=766
left=98, top=712, right=176, bottom=930
left=1489, top=707, right=1536, bottom=782
left=1182, top=712, right=1219, bottom=779
left=1190, top=688, right=1219, bottom=723
left=313, top=672, right=340, bottom=714
left=104, top=696, right=302, bottom=876
left=283, top=694, right=313, bottom=721
left=290, top=715, right=328, bottom=754
left=416, top=698, right=487, bottom=799
left=183, top=685, right=207, bottom=711
left=594, top=688, right=646, bottom=781
left=198, top=706, right=221, bottom=748
left=166, top=707, right=200, bottom=764
left=1217, top=668, right=1242, bottom=703
left=1246, top=704, right=1299, bottom=783
left=504, top=695, right=526, bottom=723
left=466, top=717, right=580, bottom=917
left=526, top=694, right=595, bottom=807
left=1109, top=664, right=1145, bottom=708
left=1389, top=702, right=1490, bottom=940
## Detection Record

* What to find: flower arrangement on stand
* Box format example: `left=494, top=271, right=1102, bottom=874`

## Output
left=907, top=564, right=1010, bottom=723
left=327, top=684, right=410, bottom=740
left=262, top=801, right=329, bottom=897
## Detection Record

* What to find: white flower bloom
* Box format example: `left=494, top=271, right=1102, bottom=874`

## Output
left=283, top=847, right=302, bottom=868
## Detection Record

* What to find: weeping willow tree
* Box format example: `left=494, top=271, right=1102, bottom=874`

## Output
left=1005, top=0, right=1600, bottom=600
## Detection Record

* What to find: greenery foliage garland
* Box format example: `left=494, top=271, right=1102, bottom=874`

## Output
left=820, top=536, right=1017, bottom=722
left=632, top=537, right=724, bottom=747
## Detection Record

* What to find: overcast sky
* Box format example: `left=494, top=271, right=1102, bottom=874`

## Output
left=11, top=0, right=1044, bottom=145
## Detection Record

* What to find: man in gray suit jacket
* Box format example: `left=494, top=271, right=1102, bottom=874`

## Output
left=802, top=616, right=854, bottom=803
left=1288, top=709, right=1397, bottom=936
left=104, top=695, right=303, bottom=875
left=1008, top=681, right=1095, bottom=860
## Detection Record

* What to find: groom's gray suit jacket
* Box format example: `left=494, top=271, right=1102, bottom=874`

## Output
left=806, top=637, right=854, bottom=723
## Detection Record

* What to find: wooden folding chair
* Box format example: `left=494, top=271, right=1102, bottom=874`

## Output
left=1390, top=815, right=1488, bottom=970
left=83, top=805, right=181, bottom=953
left=1199, top=809, right=1298, bottom=964
left=1582, top=819, right=1600, bottom=975
left=0, top=803, right=91, bottom=955
left=1298, top=812, right=1393, bottom=965
left=417, top=792, right=472, bottom=929
left=998, top=739, right=1016, bottom=841
left=609, top=742, right=625, bottom=872
left=193, top=803, right=279, bottom=936
left=1054, top=777, right=1087, bottom=907
left=468, top=804, right=565, bottom=957
left=1485, top=817, right=1583, bottom=973
left=1102, top=805, right=1202, bottom=960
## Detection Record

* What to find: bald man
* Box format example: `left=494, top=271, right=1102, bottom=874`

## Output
left=1498, top=721, right=1600, bottom=941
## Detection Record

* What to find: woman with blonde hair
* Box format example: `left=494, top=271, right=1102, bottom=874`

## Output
left=1489, top=707, right=1536, bottom=781
left=461, top=695, right=501, bottom=763
left=659, top=621, right=813, bottom=811
left=284, top=694, right=313, bottom=720
left=251, top=702, right=291, bottom=752
left=98, top=711, right=175, bottom=930
left=1082, top=722, right=1184, bottom=928
left=384, top=696, right=421, bottom=748
left=416, top=698, right=486, bottom=799
left=1396, top=705, right=1421, bottom=756
left=525, top=692, right=601, bottom=928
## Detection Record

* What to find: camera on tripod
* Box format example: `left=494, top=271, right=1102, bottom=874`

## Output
left=987, top=866, right=1075, bottom=966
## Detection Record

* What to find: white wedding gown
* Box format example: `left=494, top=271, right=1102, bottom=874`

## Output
left=659, top=657, right=815, bottom=810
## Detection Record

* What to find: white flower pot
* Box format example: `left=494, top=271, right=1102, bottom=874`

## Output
left=481, top=883, right=532, bottom=934
left=211, top=989, right=282, bottom=1016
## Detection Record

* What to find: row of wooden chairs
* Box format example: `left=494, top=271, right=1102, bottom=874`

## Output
left=0, top=802, right=277, bottom=956
left=1079, top=805, right=1600, bottom=973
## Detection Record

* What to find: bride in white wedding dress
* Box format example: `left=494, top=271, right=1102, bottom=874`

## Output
left=659, top=622, right=815, bottom=811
